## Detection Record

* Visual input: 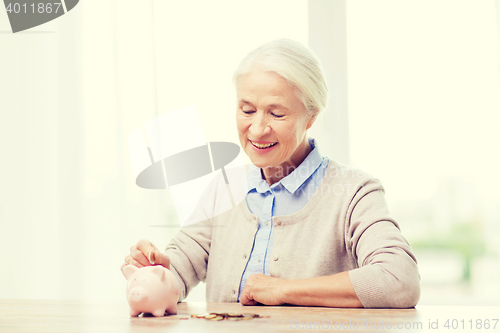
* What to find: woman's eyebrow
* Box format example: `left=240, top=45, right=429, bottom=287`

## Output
left=269, top=103, right=289, bottom=111
left=239, top=100, right=289, bottom=110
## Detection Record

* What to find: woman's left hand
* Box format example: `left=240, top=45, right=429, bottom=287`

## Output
left=240, top=273, right=287, bottom=306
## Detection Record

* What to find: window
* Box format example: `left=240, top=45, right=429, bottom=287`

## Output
left=347, top=0, right=500, bottom=305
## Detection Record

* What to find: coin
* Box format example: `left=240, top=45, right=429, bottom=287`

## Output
left=148, top=250, right=156, bottom=265
left=197, top=314, right=209, bottom=318
left=190, top=312, right=267, bottom=321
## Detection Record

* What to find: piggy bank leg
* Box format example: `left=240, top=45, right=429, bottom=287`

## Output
left=165, top=304, right=178, bottom=315
left=152, top=309, right=166, bottom=317
left=130, top=308, right=142, bottom=317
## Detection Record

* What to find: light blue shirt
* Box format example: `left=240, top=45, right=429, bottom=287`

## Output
left=237, top=138, right=329, bottom=301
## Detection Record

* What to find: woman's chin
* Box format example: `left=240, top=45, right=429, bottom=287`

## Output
left=246, top=146, right=279, bottom=167
left=248, top=155, right=275, bottom=169
left=250, top=159, right=268, bottom=168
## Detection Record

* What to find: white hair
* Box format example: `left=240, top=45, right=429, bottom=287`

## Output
left=233, top=38, right=328, bottom=117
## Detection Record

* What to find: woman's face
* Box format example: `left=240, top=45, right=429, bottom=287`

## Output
left=236, top=69, right=316, bottom=170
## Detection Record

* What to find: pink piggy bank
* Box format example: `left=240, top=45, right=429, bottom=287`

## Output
left=122, top=265, right=179, bottom=317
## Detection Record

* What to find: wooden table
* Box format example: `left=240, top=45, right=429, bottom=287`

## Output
left=1, top=299, right=499, bottom=332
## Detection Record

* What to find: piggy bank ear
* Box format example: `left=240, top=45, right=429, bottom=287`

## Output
left=122, top=265, right=139, bottom=279
left=151, top=266, right=166, bottom=280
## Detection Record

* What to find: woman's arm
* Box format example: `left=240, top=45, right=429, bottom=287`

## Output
left=281, top=271, right=363, bottom=307
left=240, top=271, right=363, bottom=307
left=346, top=181, right=421, bottom=308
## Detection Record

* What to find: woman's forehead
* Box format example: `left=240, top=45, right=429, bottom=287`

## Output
left=237, top=90, right=292, bottom=107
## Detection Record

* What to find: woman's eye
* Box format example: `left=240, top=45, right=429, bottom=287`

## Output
left=242, top=109, right=254, bottom=114
left=271, top=113, right=284, bottom=118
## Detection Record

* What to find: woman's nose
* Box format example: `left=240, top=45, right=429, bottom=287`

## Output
left=249, top=113, right=271, bottom=137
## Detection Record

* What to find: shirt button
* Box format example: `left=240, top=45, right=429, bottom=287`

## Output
left=257, top=257, right=261, bottom=262
left=243, top=254, right=247, bottom=259
left=233, top=290, right=236, bottom=295
left=274, top=256, right=279, bottom=261
left=264, top=221, right=268, bottom=226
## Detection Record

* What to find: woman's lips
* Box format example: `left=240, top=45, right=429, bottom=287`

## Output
left=249, top=139, right=278, bottom=153
left=249, top=140, right=278, bottom=149
left=251, top=140, right=276, bottom=144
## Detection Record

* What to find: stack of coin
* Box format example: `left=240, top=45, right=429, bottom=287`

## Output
left=190, top=312, right=270, bottom=321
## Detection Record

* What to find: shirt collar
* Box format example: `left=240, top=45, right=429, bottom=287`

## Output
left=245, top=138, right=323, bottom=194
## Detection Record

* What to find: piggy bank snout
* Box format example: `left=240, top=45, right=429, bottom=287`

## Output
left=129, top=286, right=148, bottom=302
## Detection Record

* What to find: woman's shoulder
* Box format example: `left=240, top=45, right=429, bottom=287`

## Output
left=321, top=158, right=385, bottom=193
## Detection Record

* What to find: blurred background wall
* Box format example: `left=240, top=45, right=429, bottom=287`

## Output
left=0, top=0, right=499, bottom=305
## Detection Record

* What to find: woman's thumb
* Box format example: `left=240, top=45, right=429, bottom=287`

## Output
left=154, top=250, right=170, bottom=270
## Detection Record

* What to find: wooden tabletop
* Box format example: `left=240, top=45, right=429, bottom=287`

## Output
left=1, top=299, right=499, bottom=332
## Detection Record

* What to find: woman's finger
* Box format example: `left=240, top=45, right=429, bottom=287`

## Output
left=136, top=239, right=156, bottom=266
left=128, top=257, right=145, bottom=268
left=136, top=239, right=158, bottom=265
left=136, top=239, right=154, bottom=255
left=130, top=247, right=150, bottom=267
left=154, top=251, right=171, bottom=270
left=240, top=291, right=258, bottom=306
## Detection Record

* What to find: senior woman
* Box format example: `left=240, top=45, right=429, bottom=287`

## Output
left=121, top=39, right=420, bottom=308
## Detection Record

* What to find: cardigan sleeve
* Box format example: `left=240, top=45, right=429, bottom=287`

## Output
left=346, top=179, right=421, bottom=308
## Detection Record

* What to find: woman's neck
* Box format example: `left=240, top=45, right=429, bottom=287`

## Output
left=261, top=139, right=312, bottom=186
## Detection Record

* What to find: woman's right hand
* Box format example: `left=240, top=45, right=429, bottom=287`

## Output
left=121, top=239, right=171, bottom=276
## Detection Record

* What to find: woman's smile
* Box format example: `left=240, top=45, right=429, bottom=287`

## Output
left=249, top=139, right=278, bottom=150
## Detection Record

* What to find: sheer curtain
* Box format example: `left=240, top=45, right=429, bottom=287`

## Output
left=0, top=0, right=310, bottom=302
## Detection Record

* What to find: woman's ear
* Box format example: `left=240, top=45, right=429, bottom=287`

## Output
left=306, top=111, right=318, bottom=130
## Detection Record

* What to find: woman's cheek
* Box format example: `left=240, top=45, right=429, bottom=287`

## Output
left=235, top=117, right=246, bottom=135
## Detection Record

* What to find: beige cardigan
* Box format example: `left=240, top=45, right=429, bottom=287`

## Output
left=165, top=159, right=421, bottom=308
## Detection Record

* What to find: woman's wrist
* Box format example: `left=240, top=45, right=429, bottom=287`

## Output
left=278, top=277, right=306, bottom=305
left=274, top=272, right=364, bottom=308
left=278, top=278, right=293, bottom=305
